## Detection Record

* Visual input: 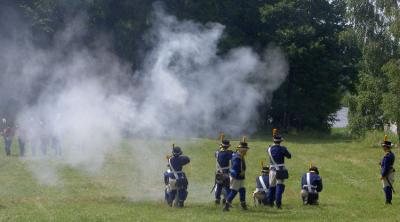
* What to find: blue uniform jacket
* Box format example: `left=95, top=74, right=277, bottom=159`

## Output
left=230, top=152, right=246, bottom=180
left=169, top=155, right=190, bottom=179
left=301, top=172, right=323, bottom=193
left=215, top=149, right=233, bottom=174
left=381, top=151, right=395, bottom=177
left=164, top=170, right=174, bottom=185
left=256, top=175, right=269, bottom=191
left=268, top=145, right=291, bottom=167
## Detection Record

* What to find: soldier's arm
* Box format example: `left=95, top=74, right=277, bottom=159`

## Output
left=230, top=159, right=240, bottom=177
left=381, top=156, right=390, bottom=177
left=284, top=147, right=292, bottom=159
left=181, top=156, right=191, bottom=166
left=316, top=178, right=323, bottom=192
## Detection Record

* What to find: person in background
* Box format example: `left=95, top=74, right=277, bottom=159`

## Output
left=165, top=145, right=190, bottom=208
left=214, top=136, right=233, bottom=205
left=223, top=138, right=249, bottom=212
left=380, top=135, right=395, bottom=205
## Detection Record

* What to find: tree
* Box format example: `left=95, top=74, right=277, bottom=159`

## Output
left=346, top=0, right=400, bottom=136
left=382, top=60, right=400, bottom=140
left=260, top=0, right=355, bottom=131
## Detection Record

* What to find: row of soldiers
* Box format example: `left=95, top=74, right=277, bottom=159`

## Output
left=163, top=130, right=396, bottom=209
left=1, top=118, right=61, bottom=157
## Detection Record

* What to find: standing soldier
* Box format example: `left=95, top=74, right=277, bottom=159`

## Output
left=223, top=137, right=249, bottom=212
left=267, top=129, right=291, bottom=209
left=16, top=125, right=27, bottom=157
left=214, top=133, right=233, bottom=205
left=2, top=119, right=14, bottom=156
left=165, top=145, right=191, bottom=208
left=253, top=164, right=270, bottom=206
left=380, top=135, right=395, bottom=205
left=301, top=165, right=323, bottom=205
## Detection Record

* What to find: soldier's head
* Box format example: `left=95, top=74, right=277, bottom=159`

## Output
left=220, top=139, right=231, bottom=150
left=381, top=141, right=393, bottom=151
left=237, top=141, right=249, bottom=156
left=261, top=166, right=269, bottom=175
left=273, top=135, right=283, bottom=144
left=381, top=135, right=393, bottom=151
left=309, top=166, right=319, bottom=175
left=172, top=146, right=182, bottom=157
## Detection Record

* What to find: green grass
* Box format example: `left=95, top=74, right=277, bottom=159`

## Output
left=0, top=131, right=399, bottom=221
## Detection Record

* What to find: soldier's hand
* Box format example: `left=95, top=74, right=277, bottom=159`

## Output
left=381, top=176, right=385, bottom=180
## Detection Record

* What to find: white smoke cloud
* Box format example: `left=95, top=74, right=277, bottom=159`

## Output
left=0, top=5, right=288, bottom=199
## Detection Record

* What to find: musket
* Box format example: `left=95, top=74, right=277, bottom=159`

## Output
left=385, top=177, right=396, bottom=194
left=211, top=133, right=225, bottom=194
left=210, top=183, right=217, bottom=194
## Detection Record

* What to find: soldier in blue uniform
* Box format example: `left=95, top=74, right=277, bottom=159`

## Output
left=223, top=139, right=249, bottom=212
left=164, top=164, right=174, bottom=203
left=214, top=139, right=233, bottom=204
left=1, top=119, right=14, bottom=156
left=301, top=165, right=323, bottom=205
left=253, top=166, right=270, bottom=205
left=165, top=145, right=191, bottom=208
left=267, top=130, right=291, bottom=209
left=380, top=135, right=395, bottom=205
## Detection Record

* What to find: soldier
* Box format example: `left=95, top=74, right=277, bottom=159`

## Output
left=267, top=129, right=291, bottom=209
left=301, top=165, right=323, bottom=205
left=2, top=120, right=14, bottom=156
left=164, top=164, right=174, bottom=203
left=214, top=138, right=233, bottom=204
left=165, top=145, right=190, bottom=208
left=253, top=166, right=270, bottom=206
left=223, top=138, right=249, bottom=212
left=39, top=120, right=49, bottom=156
left=16, top=125, right=27, bottom=157
left=380, top=135, right=395, bottom=205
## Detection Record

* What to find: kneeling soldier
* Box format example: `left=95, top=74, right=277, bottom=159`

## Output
left=253, top=166, right=270, bottom=206
left=214, top=138, right=233, bottom=204
left=301, top=165, right=323, bottom=205
left=380, top=135, right=395, bottom=205
left=223, top=138, right=249, bottom=212
left=166, top=145, right=191, bottom=207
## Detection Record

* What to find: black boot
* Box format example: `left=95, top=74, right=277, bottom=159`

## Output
left=215, top=199, right=221, bottom=205
left=177, top=201, right=184, bottom=208
left=223, top=202, right=231, bottom=212
left=222, top=199, right=226, bottom=204
left=302, top=196, right=308, bottom=205
left=241, top=202, right=248, bottom=210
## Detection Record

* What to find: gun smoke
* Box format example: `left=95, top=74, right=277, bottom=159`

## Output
left=0, top=5, right=288, bottom=200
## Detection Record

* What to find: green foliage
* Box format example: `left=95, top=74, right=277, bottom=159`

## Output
left=260, top=0, right=353, bottom=131
left=346, top=0, right=400, bottom=137
left=347, top=74, right=385, bottom=136
left=382, top=59, right=400, bottom=138
left=10, top=0, right=360, bottom=131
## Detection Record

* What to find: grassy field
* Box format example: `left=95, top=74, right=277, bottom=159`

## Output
left=0, top=130, right=399, bottom=221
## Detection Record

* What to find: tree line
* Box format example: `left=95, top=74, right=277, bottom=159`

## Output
left=4, top=0, right=400, bottom=135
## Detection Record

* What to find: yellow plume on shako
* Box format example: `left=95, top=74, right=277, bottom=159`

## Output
left=220, top=132, right=225, bottom=142
left=242, top=136, right=247, bottom=143
left=272, top=128, right=278, bottom=136
left=384, top=135, right=388, bottom=142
